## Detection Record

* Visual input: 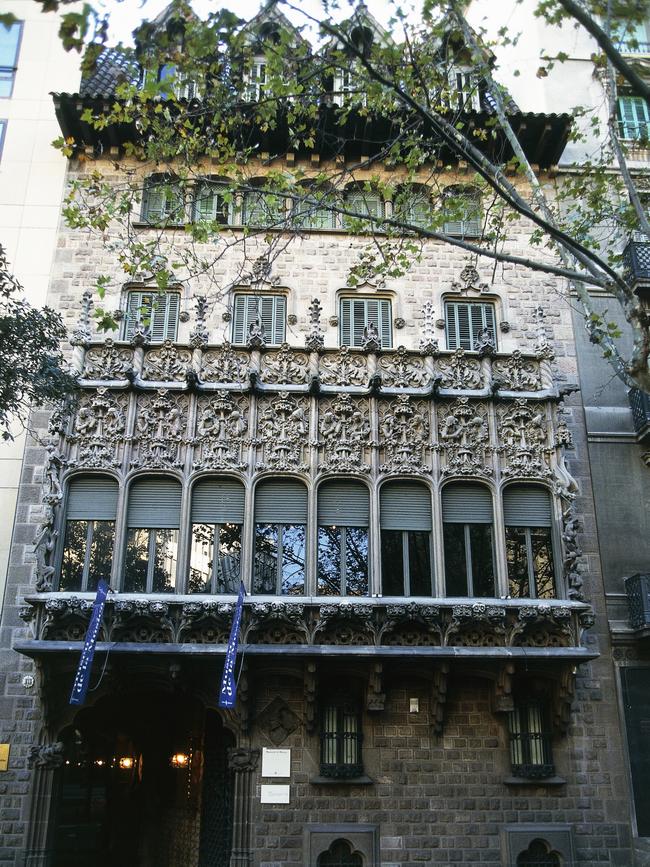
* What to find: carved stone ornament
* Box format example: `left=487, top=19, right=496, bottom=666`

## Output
left=473, top=327, right=497, bottom=358
left=306, top=297, right=324, bottom=352
left=554, top=404, right=574, bottom=449
left=33, top=503, right=57, bottom=592
left=141, top=340, right=193, bottom=381
left=419, top=301, right=439, bottom=355
left=130, top=389, right=188, bottom=469
left=319, top=345, right=367, bottom=387
left=379, top=395, right=430, bottom=474
left=492, top=350, right=542, bottom=391
left=200, top=342, right=248, bottom=384
left=438, top=398, right=492, bottom=477
left=497, top=398, right=551, bottom=478
left=260, top=343, right=309, bottom=385
left=361, top=322, right=382, bottom=353
left=247, top=318, right=266, bottom=349
left=256, top=395, right=309, bottom=471
left=193, top=392, right=248, bottom=470
left=68, top=388, right=127, bottom=468
left=257, top=697, right=301, bottom=746
left=378, top=346, right=429, bottom=388
left=227, top=747, right=260, bottom=772
left=438, top=348, right=482, bottom=389
left=318, top=394, right=371, bottom=473
left=82, top=339, right=133, bottom=380
left=189, top=296, right=210, bottom=347
left=28, top=742, right=65, bottom=770
left=562, top=503, right=585, bottom=601
left=129, top=320, right=150, bottom=347
left=70, top=290, right=93, bottom=346
left=451, top=265, right=488, bottom=294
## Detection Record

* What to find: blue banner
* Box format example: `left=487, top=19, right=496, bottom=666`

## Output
left=69, top=580, right=109, bottom=706
left=218, top=582, right=246, bottom=708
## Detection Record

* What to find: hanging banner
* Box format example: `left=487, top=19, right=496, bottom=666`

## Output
left=218, top=582, right=246, bottom=708
left=69, top=579, right=109, bottom=706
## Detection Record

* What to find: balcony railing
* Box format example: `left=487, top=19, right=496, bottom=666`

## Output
left=625, top=573, right=650, bottom=631
left=628, top=387, right=650, bottom=441
left=623, top=239, right=650, bottom=284
left=618, top=41, right=650, bottom=54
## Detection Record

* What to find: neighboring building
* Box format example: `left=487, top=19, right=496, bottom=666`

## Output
left=0, top=4, right=642, bottom=867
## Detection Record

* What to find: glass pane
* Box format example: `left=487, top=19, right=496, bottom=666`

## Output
left=381, top=530, right=405, bottom=595
left=254, top=524, right=279, bottom=594
left=345, top=527, right=369, bottom=596
left=280, top=524, right=305, bottom=595
left=531, top=527, right=556, bottom=599
left=0, top=22, right=21, bottom=67
left=189, top=523, right=214, bottom=593
left=152, top=529, right=178, bottom=592
left=124, top=528, right=150, bottom=592
left=60, top=521, right=88, bottom=591
left=343, top=710, right=359, bottom=765
left=217, top=522, right=242, bottom=594
left=322, top=706, right=338, bottom=765
left=318, top=526, right=342, bottom=595
left=506, top=526, right=530, bottom=598
left=408, top=531, right=432, bottom=595
left=469, top=524, right=495, bottom=596
left=443, top=523, right=468, bottom=595
left=0, top=72, right=13, bottom=98
left=86, top=521, right=115, bottom=592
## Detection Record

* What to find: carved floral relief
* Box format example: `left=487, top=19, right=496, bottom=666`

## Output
left=193, top=391, right=249, bottom=470
left=318, top=346, right=367, bottom=387
left=497, top=398, right=551, bottom=478
left=378, top=346, right=429, bottom=389
left=141, top=340, right=193, bottom=381
left=130, top=389, right=189, bottom=469
left=378, top=395, right=430, bottom=474
left=437, top=348, right=482, bottom=389
left=82, top=340, right=133, bottom=380
left=68, top=388, right=127, bottom=468
left=438, top=397, right=491, bottom=476
left=200, top=342, right=249, bottom=384
left=255, top=394, right=309, bottom=471
left=318, top=394, right=371, bottom=473
left=492, top=350, right=542, bottom=391
left=260, top=343, right=310, bottom=385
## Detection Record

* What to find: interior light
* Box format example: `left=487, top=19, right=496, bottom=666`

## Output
left=170, top=752, right=190, bottom=768
left=118, top=756, right=134, bottom=770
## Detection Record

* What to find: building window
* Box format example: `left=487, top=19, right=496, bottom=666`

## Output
left=253, top=479, right=306, bottom=595
left=320, top=702, right=363, bottom=778
left=241, top=187, right=285, bottom=227
left=123, top=477, right=181, bottom=593
left=317, top=840, right=363, bottom=866
left=60, top=476, right=117, bottom=592
left=516, top=840, right=561, bottom=867
left=317, top=481, right=369, bottom=596
left=0, top=21, right=22, bottom=98
left=504, top=485, right=556, bottom=599
left=244, top=57, right=266, bottom=101
left=339, top=297, right=392, bottom=348
left=231, top=293, right=286, bottom=345
left=293, top=184, right=338, bottom=230
left=141, top=175, right=185, bottom=224
left=393, top=185, right=434, bottom=229
left=194, top=179, right=231, bottom=225
left=508, top=701, right=554, bottom=780
left=343, top=186, right=384, bottom=227
left=189, top=478, right=244, bottom=594
left=448, top=67, right=480, bottom=111
left=331, top=67, right=356, bottom=106
left=442, top=185, right=482, bottom=237
left=445, top=300, right=496, bottom=351
left=613, top=20, right=649, bottom=54
left=442, top=483, right=495, bottom=596
left=380, top=482, right=433, bottom=596
left=0, top=119, right=6, bottom=160
left=123, top=290, right=180, bottom=342
left=618, top=95, right=650, bottom=140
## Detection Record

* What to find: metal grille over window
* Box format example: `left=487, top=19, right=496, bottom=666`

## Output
left=253, top=479, right=307, bottom=595
left=445, top=300, right=496, bottom=351
left=508, top=702, right=555, bottom=779
left=189, top=479, right=244, bottom=594
left=339, top=297, right=392, bottom=348
left=504, top=485, right=556, bottom=600
left=232, top=294, right=286, bottom=345
left=124, top=477, right=181, bottom=593
left=442, top=483, right=495, bottom=597
left=124, top=291, right=180, bottom=342
left=380, top=482, right=433, bottom=596
left=317, top=481, right=369, bottom=596
left=320, top=704, right=363, bottom=778
left=60, top=476, right=118, bottom=592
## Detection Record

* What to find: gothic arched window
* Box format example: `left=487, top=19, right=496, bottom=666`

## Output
left=317, top=839, right=363, bottom=866
left=516, top=838, right=561, bottom=866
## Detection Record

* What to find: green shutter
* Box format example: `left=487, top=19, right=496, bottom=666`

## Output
left=124, top=292, right=179, bottom=342
left=191, top=478, right=245, bottom=524
left=442, top=483, right=493, bottom=523
left=380, top=482, right=432, bottom=531
left=503, top=485, right=552, bottom=527
left=254, top=480, right=307, bottom=524
left=127, top=478, right=182, bottom=528
left=318, top=481, right=369, bottom=527
left=446, top=302, right=495, bottom=351
left=618, top=96, right=650, bottom=139
left=340, top=298, right=392, bottom=348
left=66, top=476, right=118, bottom=521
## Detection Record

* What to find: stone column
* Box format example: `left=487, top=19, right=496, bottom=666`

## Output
left=22, top=742, right=65, bottom=867
left=227, top=746, right=260, bottom=867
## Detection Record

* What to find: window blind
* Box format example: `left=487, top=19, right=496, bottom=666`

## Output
left=254, top=479, right=307, bottom=524
left=503, top=485, right=552, bottom=527
left=442, top=483, right=493, bottom=524
left=380, top=482, right=432, bottom=531
left=66, top=476, right=118, bottom=521
left=318, top=481, right=369, bottom=527
left=191, top=478, right=245, bottom=524
left=127, top=478, right=182, bottom=528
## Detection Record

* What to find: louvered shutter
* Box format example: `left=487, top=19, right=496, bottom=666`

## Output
left=143, top=182, right=164, bottom=222
left=196, top=182, right=225, bottom=222
left=503, top=486, right=552, bottom=527
left=618, top=96, right=650, bottom=139
left=255, top=480, right=307, bottom=524
left=470, top=304, right=485, bottom=348
left=318, top=482, right=369, bottom=527
left=442, top=484, right=493, bottom=524
left=66, top=476, right=118, bottom=521
left=352, top=300, right=366, bottom=347
left=150, top=293, right=179, bottom=342
left=340, top=299, right=352, bottom=346
left=483, top=304, right=496, bottom=341
left=232, top=295, right=246, bottom=344
left=127, top=478, right=182, bottom=528
left=259, top=295, right=285, bottom=345
left=191, top=479, right=245, bottom=524
left=124, top=291, right=145, bottom=340
left=380, top=483, right=432, bottom=531
left=379, top=299, right=392, bottom=347
left=446, top=302, right=471, bottom=350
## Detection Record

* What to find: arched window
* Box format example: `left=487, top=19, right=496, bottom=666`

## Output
left=445, top=299, right=496, bottom=351
left=393, top=185, right=434, bottom=229
left=124, top=477, right=181, bottom=593
left=317, top=481, right=369, bottom=596
left=253, top=479, right=307, bottom=595
left=60, top=476, right=118, bottom=592
left=343, top=185, right=385, bottom=227
left=293, top=183, right=338, bottom=230
left=380, top=482, right=433, bottom=596
left=141, top=174, right=185, bottom=224
left=194, top=178, right=232, bottom=225
left=442, top=483, right=495, bottom=596
left=516, top=839, right=560, bottom=866
left=231, top=293, right=286, bottom=345
left=241, top=185, right=285, bottom=228
left=442, top=184, right=481, bottom=237
left=318, top=839, right=363, bottom=866
left=339, top=297, right=392, bottom=348
left=123, top=289, right=181, bottom=343
left=504, top=485, right=556, bottom=599
left=189, top=478, right=244, bottom=594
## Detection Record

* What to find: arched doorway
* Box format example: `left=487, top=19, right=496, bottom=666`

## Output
left=49, top=691, right=234, bottom=867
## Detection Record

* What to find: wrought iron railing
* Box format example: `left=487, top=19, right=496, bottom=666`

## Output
left=625, top=573, right=650, bottom=630
left=619, top=40, right=650, bottom=54
left=628, top=387, right=650, bottom=440
left=623, top=240, right=650, bottom=282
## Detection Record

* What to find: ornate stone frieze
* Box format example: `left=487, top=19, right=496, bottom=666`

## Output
left=82, top=340, right=133, bottom=380
left=450, top=265, right=488, bottom=294
left=131, top=389, right=189, bottom=469
left=246, top=601, right=308, bottom=644
left=141, top=340, right=193, bottom=381
left=306, top=298, right=324, bottom=352
left=193, top=391, right=248, bottom=470
left=200, top=342, right=249, bottom=384
left=378, top=346, right=429, bottom=388
left=260, top=343, right=310, bottom=385
left=438, top=348, right=482, bottom=389
left=492, top=351, right=542, bottom=391
left=497, top=398, right=551, bottom=478
left=33, top=504, right=58, bottom=593
left=438, top=398, right=491, bottom=477
left=315, top=603, right=375, bottom=645
left=189, top=296, right=210, bottom=348
left=319, top=346, right=367, bottom=387
left=378, top=395, right=430, bottom=474
left=419, top=301, right=439, bottom=355
left=255, top=394, right=309, bottom=471
left=318, top=394, right=371, bottom=473
left=68, top=388, right=127, bottom=468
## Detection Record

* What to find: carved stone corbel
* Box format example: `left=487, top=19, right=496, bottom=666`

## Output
left=552, top=666, right=576, bottom=735
left=431, top=663, right=449, bottom=736
left=493, top=662, right=515, bottom=713
left=304, top=661, right=317, bottom=735
left=366, top=663, right=385, bottom=712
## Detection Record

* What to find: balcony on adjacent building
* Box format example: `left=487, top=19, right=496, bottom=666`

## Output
left=628, top=387, right=650, bottom=442
left=625, top=573, right=650, bottom=635
left=623, top=239, right=650, bottom=299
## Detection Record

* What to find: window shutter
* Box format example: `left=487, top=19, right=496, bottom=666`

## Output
left=470, top=304, right=485, bottom=347
left=254, top=480, right=307, bottom=524
left=124, top=291, right=144, bottom=340
left=127, top=478, right=182, bottom=528
left=380, top=482, right=432, bottom=531
left=442, top=483, right=493, bottom=523
left=318, top=482, right=369, bottom=527
left=446, top=302, right=472, bottom=350
left=352, top=299, right=367, bottom=347
left=232, top=295, right=250, bottom=344
left=379, top=299, right=392, bottom=348
left=340, top=298, right=352, bottom=346
left=150, top=293, right=179, bottom=342
left=143, top=182, right=164, bottom=222
left=503, top=485, right=552, bottom=527
left=66, top=476, right=118, bottom=521
left=191, top=478, right=245, bottom=524
left=483, top=304, right=496, bottom=340
left=196, top=183, right=226, bottom=222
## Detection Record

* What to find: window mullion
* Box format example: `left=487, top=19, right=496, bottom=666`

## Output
left=146, top=529, right=156, bottom=593
left=340, top=527, right=347, bottom=596
left=81, top=522, right=94, bottom=591
left=402, top=530, right=410, bottom=595
left=524, top=528, right=536, bottom=599
left=276, top=524, right=284, bottom=595
left=464, top=524, right=473, bottom=595
left=211, top=524, right=220, bottom=594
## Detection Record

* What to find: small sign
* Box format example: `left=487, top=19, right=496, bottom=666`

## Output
left=262, top=748, right=291, bottom=778
left=0, top=744, right=9, bottom=772
left=260, top=784, right=290, bottom=804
